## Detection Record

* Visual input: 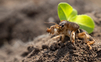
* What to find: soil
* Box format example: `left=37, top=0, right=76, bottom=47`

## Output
left=0, top=0, right=101, bottom=62
left=22, top=35, right=101, bottom=62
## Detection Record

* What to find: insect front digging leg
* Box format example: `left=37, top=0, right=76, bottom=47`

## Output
left=51, top=35, right=61, bottom=40
left=51, top=34, right=65, bottom=43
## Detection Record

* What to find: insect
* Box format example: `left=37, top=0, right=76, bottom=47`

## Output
left=46, top=20, right=95, bottom=50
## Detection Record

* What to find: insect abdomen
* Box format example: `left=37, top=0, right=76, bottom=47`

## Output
left=68, top=22, right=79, bottom=31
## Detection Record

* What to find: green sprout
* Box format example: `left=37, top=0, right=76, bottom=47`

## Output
left=58, top=2, right=95, bottom=34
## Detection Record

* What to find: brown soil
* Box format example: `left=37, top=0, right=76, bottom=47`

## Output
left=22, top=34, right=101, bottom=62
left=0, top=0, right=101, bottom=62
left=21, top=11, right=101, bottom=62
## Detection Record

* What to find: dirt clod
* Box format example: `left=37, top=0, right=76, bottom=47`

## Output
left=22, top=36, right=101, bottom=62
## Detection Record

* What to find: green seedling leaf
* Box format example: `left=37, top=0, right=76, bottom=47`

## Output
left=58, top=2, right=95, bottom=33
left=58, top=2, right=73, bottom=21
left=68, top=9, right=77, bottom=21
left=71, top=15, right=95, bottom=34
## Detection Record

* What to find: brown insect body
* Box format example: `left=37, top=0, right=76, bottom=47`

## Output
left=59, top=20, right=79, bottom=31
left=46, top=20, right=95, bottom=50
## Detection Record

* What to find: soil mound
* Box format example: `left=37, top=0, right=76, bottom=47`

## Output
left=22, top=34, right=101, bottom=62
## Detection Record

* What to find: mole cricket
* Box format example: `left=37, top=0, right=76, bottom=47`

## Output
left=46, top=20, right=95, bottom=50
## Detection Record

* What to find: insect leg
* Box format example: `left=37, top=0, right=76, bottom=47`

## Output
left=61, top=34, right=65, bottom=43
left=77, top=32, right=87, bottom=43
left=51, top=35, right=61, bottom=40
left=86, top=34, right=95, bottom=50
left=70, top=31, right=75, bottom=45
left=87, top=41, right=95, bottom=50
left=77, top=32, right=95, bottom=50
left=51, top=34, right=65, bottom=43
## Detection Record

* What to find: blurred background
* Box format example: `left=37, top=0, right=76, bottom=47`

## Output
left=0, top=0, right=101, bottom=62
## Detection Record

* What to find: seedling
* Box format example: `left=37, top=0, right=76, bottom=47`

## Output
left=46, top=2, right=95, bottom=50
left=58, top=2, right=95, bottom=34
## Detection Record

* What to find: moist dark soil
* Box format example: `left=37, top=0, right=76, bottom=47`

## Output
left=22, top=10, right=101, bottom=62
left=21, top=11, right=101, bottom=62
left=0, top=0, right=101, bottom=62
left=21, top=34, right=101, bottom=62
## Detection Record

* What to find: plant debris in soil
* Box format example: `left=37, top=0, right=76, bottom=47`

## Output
left=22, top=34, right=101, bottom=62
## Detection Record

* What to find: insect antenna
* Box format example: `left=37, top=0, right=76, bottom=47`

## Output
left=44, top=22, right=59, bottom=26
